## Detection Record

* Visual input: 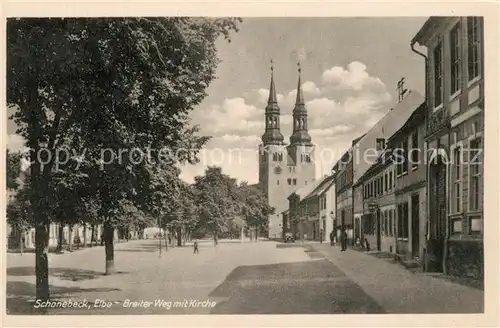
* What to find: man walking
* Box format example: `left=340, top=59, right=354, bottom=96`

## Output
left=193, top=240, right=199, bottom=254
left=329, top=230, right=334, bottom=246
left=340, top=227, right=347, bottom=252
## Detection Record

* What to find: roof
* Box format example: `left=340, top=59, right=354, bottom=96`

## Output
left=302, top=175, right=335, bottom=202
left=387, top=102, right=426, bottom=145
left=352, top=90, right=425, bottom=186
left=331, top=134, right=365, bottom=172
left=289, top=178, right=323, bottom=200
left=354, top=148, right=393, bottom=186
left=412, top=17, right=454, bottom=46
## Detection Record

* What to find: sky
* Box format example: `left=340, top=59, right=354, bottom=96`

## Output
left=6, top=17, right=428, bottom=184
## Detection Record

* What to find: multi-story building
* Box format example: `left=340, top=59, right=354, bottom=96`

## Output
left=258, top=65, right=316, bottom=239
left=388, top=103, right=427, bottom=263
left=297, top=174, right=336, bottom=241
left=411, top=17, right=484, bottom=279
left=332, top=145, right=355, bottom=244
left=356, top=150, right=397, bottom=253
left=334, top=90, right=424, bottom=247
left=286, top=179, right=323, bottom=241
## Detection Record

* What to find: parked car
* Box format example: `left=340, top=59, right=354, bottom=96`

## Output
left=284, top=232, right=295, bottom=243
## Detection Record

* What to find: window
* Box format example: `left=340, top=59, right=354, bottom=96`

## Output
left=292, top=178, right=297, bottom=186
left=452, top=146, right=462, bottom=213
left=401, top=139, right=409, bottom=175
left=273, top=153, right=277, bottom=161
left=384, top=211, right=388, bottom=236
left=467, top=17, right=481, bottom=81
left=389, top=171, right=393, bottom=190
left=397, top=202, right=409, bottom=239
left=411, top=131, right=419, bottom=169
left=395, top=145, right=403, bottom=176
left=279, top=153, right=283, bottom=161
left=469, top=216, right=482, bottom=235
left=376, top=138, right=385, bottom=151
left=433, top=41, right=443, bottom=108
left=469, top=137, right=482, bottom=211
left=277, top=180, right=279, bottom=185
left=388, top=210, right=393, bottom=236
left=450, top=22, right=462, bottom=95
left=287, top=178, right=291, bottom=185
left=451, top=218, right=463, bottom=234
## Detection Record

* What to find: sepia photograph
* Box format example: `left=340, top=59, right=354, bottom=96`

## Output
left=2, top=4, right=498, bottom=325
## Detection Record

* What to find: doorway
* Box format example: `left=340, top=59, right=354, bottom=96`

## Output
left=411, top=194, right=420, bottom=258
left=427, top=157, right=447, bottom=272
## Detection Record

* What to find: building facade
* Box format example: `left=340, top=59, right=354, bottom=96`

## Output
left=298, top=174, right=336, bottom=241
left=286, top=179, right=323, bottom=241
left=358, top=150, right=397, bottom=253
left=389, top=103, right=427, bottom=262
left=258, top=65, right=316, bottom=239
left=412, top=16, right=484, bottom=279
left=333, top=148, right=355, bottom=244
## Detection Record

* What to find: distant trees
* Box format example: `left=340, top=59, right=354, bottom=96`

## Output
left=192, top=167, right=274, bottom=242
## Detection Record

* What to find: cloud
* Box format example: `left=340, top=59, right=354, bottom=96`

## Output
left=186, top=61, right=393, bottom=184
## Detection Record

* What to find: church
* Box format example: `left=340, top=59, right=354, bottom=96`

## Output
left=258, top=64, right=316, bottom=239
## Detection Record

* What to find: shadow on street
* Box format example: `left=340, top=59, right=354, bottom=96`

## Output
left=208, top=259, right=385, bottom=314
left=7, top=267, right=129, bottom=281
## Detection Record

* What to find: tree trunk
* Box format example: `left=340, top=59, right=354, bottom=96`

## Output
left=104, top=221, right=115, bottom=275
left=91, top=224, right=95, bottom=247
left=177, top=227, right=182, bottom=247
left=68, top=225, right=73, bottom=252
left=83, top=224, right=87, bottom=248
left=164, top=228, right=168, bottom=251
left=19, top=230, right=24, bottom=255
left=56, top=224, right=64, bottom=252
left=35, top=220, right=50, bottom=304
left=241, top=226, right=244, bottom=243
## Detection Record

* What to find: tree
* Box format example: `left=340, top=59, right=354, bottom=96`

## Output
left=7, top=186, right=32, bottom=254
left=6, top=150, right=21, bottom=191
left=236, top=182, right=274, bottom=241
left=192, top=167, right=240, bottom=244
left=7, top=17, right=241, bottom=301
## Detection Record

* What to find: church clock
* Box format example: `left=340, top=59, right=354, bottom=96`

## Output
left=274, top=166, right=283, bottom=175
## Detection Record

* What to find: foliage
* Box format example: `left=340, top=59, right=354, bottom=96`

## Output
left=192, top=166, right=240, bottom=235
left=7, top=186, right=32, bottom=231
left=236, top=182, right=274, bottom=228
left=6, top=150, right=21, bottom=191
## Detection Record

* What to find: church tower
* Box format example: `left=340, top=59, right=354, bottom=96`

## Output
left=287, top=62, right=316, bottom=188
left=258, top=61, right=316, bottom=239
left=259, top=61, right=288, bottom=238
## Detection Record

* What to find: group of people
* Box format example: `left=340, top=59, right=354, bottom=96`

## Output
left=328, top=228, right=348, bottom=251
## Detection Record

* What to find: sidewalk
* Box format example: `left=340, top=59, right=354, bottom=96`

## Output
left=312, top=243, right=484, bottom=313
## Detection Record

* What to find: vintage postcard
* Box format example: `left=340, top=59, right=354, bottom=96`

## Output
left=2, top=1, right=499, bottom=327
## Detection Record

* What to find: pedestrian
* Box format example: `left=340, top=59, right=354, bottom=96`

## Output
left=329, top=231, right=334, bottom=246
left=341, top=228, right=347, bottom=251
left=193, top=240, right=199, bottom=254
left=319, top=229, right=323, bottom=244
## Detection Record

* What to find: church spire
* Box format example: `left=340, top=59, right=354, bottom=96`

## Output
left=295, top=61, right=305, bottom=106
left=290, top=61, right=312, bottom=146
left=261, top=59, right=284, bottom=145
left=268, top=59, right=278, bottom=105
